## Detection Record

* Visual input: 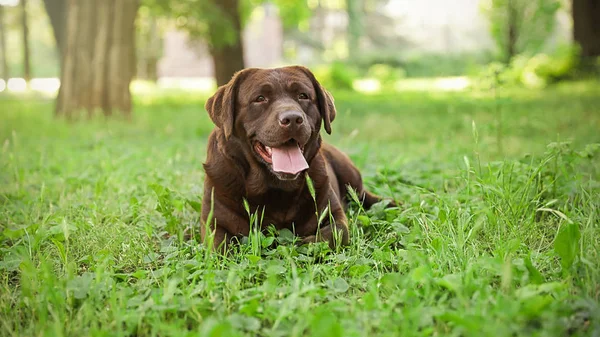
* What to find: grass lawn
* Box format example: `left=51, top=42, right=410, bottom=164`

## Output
left=1, top=80, right=599, bottom=336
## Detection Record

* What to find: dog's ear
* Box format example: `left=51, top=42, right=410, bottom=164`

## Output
left=319, top=88, right=336, bottom=134
left=205, top=69, right=250, bottom=140
left=294, top=66, right=336, bottom=135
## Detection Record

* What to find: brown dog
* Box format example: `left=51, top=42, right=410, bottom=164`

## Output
left=201, top=66, right=392, bottom=250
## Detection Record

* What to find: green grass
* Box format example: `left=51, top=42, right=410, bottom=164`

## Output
left=1, top=80, right=599, bottom=336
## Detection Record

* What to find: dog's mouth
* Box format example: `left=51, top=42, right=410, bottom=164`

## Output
left=253, top=139, right=308, bottom=179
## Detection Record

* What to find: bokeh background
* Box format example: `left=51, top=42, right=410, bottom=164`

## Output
left=0, top=0, right=598, bottom=99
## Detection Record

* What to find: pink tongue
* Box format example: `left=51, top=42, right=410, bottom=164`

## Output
left=271, top=143, right=309, bottom=174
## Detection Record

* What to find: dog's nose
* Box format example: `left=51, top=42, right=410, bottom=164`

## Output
left=278, top=111, right=304, bottom=127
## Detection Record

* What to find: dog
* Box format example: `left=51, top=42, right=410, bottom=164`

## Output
left=200, top=66, right=394, bottom=251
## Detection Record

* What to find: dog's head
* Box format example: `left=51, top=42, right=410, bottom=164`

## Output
left=205, top=66, right=336, bottom=181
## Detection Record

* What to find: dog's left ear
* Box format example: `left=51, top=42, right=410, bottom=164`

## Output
left=205, top=69, right=253, bottom=140
left=295, top=66, right=336, bottom=135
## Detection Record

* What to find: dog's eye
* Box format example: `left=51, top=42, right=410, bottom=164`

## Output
left=298, top=93, right=309, bottom=100
left=255, top=95, right=267, bottom=103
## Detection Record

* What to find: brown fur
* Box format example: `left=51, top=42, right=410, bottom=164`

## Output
left=200, top=66, right=394, bottom=251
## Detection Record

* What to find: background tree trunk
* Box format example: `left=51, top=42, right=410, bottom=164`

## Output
left=137, top=16, right=160, bottom=82
left=21, top=0, right=31, bottom=83
left=346, top=0, right=362, bottom=60
left=56, top=0, right=139, bottom=119
left=572, top=0, right=600, bottom=63
left=209, top=0, right=244, bottom=86
left=147, top=19, right=160, bottom=82
left=0, top=5, right=8, bottom=80
left=42, top=0, right=66, bottom=58
left=505, top=0, right=519, bottom=63
left=210, top=45, right=244, bottom=87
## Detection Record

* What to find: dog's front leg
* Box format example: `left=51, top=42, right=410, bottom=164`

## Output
left=301, top=186, right=349, bottom=248
left=200, top=185, right=250, bottom=252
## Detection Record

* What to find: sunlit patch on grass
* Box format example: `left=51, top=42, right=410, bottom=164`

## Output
left=7, top=78, right=27, bottom=92
left=354, top=79, right=381, bottom=93
left=0, top=78, right=218, bottom=97
left=30, top=78, right=61, bottom=94
left=0, top=76, right=472, bottom=98
left=0, top=0, right=18, bottom=6
left=434, top=76, right=471, bottom=91
left=354, top=76, right=472, bottom=94
left=130, top=80, right=158, bottom=94
left=156, top=77, right=215, bottom=92
left=0, top=77, right=60, bottom=96
left=394, top=76, right=471, bottom=92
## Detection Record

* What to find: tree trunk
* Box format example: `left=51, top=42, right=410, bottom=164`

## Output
left=0, top=5, right=9, bottom=81
left=137, top=16, right=160, bottom=82
left=210, top=46, right=245, bottom=87
left=56, top=0, right=139, bottom=119
left=209, top=0, right=245, bottom=87
left=505, top=0, right=519, bottom=63
left=145, top=57, right=158, bottom=82
left=42, top=0, right=66, bottom=58
left=346, top=0, right=362, bottom=59
left=21, top=0, right=31, bottom=83
left=147, top=19, right=160, bottom=82
left=572, top=0, right=600, bottom=63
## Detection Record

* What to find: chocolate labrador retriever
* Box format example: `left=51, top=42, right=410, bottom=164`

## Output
left=201, top=66, right=393, bottom=250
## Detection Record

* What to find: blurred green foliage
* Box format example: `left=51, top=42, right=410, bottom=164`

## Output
left=366, top=64, right=406, bottom=86
left=401, top=53, right=493, bottom=78
left=2, top=0, right=59, bottom=78
left=143, top=0, right=310, bottom=49
left=1, top=0, right=588, bottom=88
left=481, top=0, right=561, bottom=62
left=310, top=52, right=493, bottom=91
left=477, top=44, right=584, bottom=89
left=312, top=61, right=359, bottom=91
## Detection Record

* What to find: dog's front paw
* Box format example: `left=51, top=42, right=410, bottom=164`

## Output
left=299, top=225, right=348, bottom=249
left=300, top=235, right=318, bottom=245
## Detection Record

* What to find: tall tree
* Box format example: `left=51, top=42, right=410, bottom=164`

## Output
left=0, top=5, right=8, bottom=81
left=209, top=0, right=244, bottom=86
left=56, top=0, right=139, bottom=118
left=346, top=0, right=363, bottom=59
left=21, top=0, right=31, bottom=82
left=136, top=10, right=161, bottom=82
left=146, top=0, right=309, bottom=86
left=148, top=0, right=246, bottom=86
left=572, top=0, right=600, bottom=64
left=482, top=0, right=561, bottom=62
left=505, top=0, right=518, bottom=63
left=42, top=0, right=66, bottom=58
